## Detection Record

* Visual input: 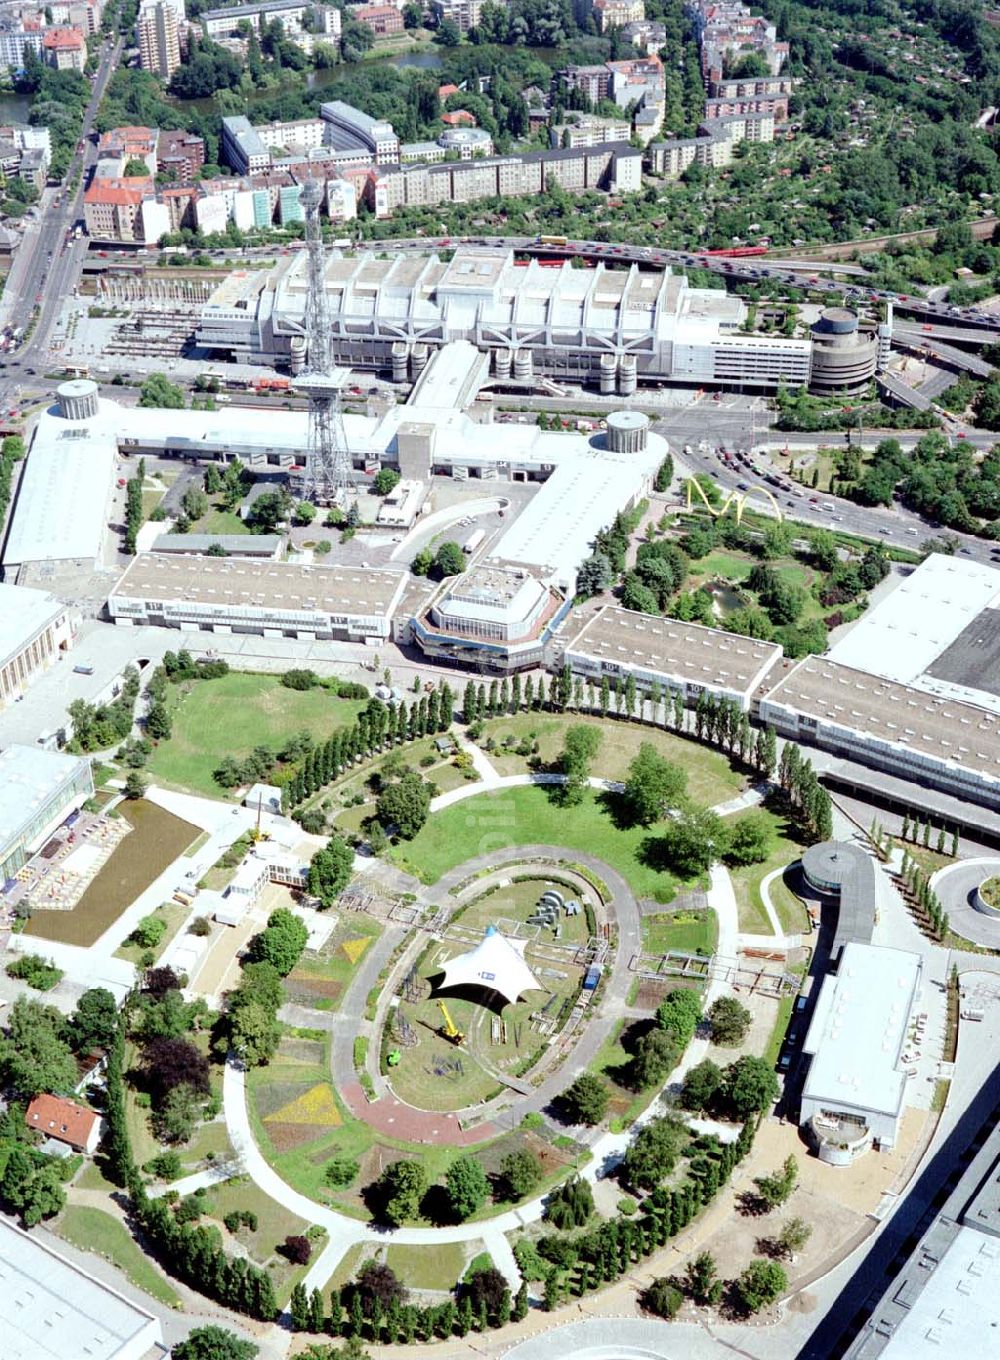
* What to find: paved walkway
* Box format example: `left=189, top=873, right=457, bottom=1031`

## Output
left=429, top=770, right=625, bottom=814
left=932, top=857, right=1000, bottom=949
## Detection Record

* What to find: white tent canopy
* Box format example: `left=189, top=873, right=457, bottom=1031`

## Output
left=436, top=926, right=542, bottom=1007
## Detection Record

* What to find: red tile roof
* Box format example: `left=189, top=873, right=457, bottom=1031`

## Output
left=43, top=26, right=85, bottom=48
left=26, top=1094, right=99, bottom=1150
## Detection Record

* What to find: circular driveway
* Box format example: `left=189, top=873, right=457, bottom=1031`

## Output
left=931, top=858, right=1000, bottom=949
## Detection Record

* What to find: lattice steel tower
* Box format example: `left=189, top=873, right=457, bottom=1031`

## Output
left=296, top=177, right=352, bottom=504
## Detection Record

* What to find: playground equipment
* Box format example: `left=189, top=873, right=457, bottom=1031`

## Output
left=387, top=1049, right=401, bottom=1067
left=437, top=999, right=465, bottom=1046
left=393, top=1007, right=418, bottom=1048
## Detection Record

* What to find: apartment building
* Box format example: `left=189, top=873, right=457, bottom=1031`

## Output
left=351, top=3, right=403, bottom=37
left=83, top=176, right=153, bottom=241
left=158, top=129, right=205, bottom=183
left=42, top=26, right=85, bottom=69
left=320, top=100, right=399, bottom=163
left=200, top=0, right=316, bottom=36
left=592, top=0, right=645, bottom=31
left=221, top=116, right=271, bottom=175
left=98, top=126, right=158, bottom=175
left=49, top=0, right=102, bottom=33
left=137, top=0, right=184, bottom=80
left=430, top=0, right=483, bottom=33
left=558, top=64, right=612, bottom=104
left=0, top=25, right=43, bottom=69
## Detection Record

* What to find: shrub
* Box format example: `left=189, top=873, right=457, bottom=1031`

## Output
left=323, top=1157, right=359, bottom=1189
left=145, top=1150, right=182, bottom=1181
left=5, top=954, right=63, bottom=991
left=282, top=1234, right=312, bottom=1265
left=188, top=917, right=212, bottom=937
left=642, top=1278, right=683, bottom=1319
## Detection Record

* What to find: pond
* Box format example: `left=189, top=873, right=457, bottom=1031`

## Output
left=24, top=799, right=200, bottom=947
left=0, top=90, right=32, bottom=125
left=706, top=579, right=747, bottom=616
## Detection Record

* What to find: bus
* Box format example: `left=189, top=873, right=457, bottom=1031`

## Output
left=537, top=234, right=568, bottom=248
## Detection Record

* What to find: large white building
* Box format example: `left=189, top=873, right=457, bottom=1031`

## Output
left=560, top=606, right=784, bottom=710
left=826, top=553, right=1000, bottom=715
left=0, top=582, right=76, bottom=709
left=0, top=1218, right=163, bottom=1360
left=196, top=245, right=819, bottom=390
left=0, top=744, right=94, bottom=882
left=800, top=942, right=923, bottom=1164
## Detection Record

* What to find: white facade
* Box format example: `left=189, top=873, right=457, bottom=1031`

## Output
left=0, top=583, right=75, bottom=709
left=138, top=195, right=170, bottom=245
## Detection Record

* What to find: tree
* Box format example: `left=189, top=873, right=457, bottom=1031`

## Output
left=542, top=1175, right=592, bottom=1229
left=559, top=723, right=602, bottom=804
left=124, top=770, right=148, bottom=800
left=307, top=835, right=354, bottom=907
left=378, top=1160, right=427, bottom=1226
left=19, top=1163, right=66, bottom=1227
left=558, top=1072, right=609, bottom=1125
left=686, top=1250, right=721, bottom=1304
left=434, top=541, right=465, bottom=577
left=658, top=808, right=729, bottom=876
left=774, top=1216, right=811, bottom=1259
left=172, top=1328, right=257, bottom=1360
left=146, top=700, right=172, bottom=741
left=283, top=1234, right=312, bottom=1265
left=641, top=1277, right=683, bottom=1319
left=376, top=772, right=431, bottom=839
left=445, top=1155, right=489, bottom=1221
left=622, top=743, right=688, bottom=824
left=753, top=1155, right=798, bottom=1210
left=621, top=1114, right=688, bottom=1191
left=735, top=1258, right=786, bottom=1314
left=247, top=907, right=308, bottom=976
left=498, top=1149, right=542, bottom=1200
left=373, top=467, right=401, bottom=495
left=246, top=488, right=291, bottom=532
left=348, top=1260, right=406, bottom=1315
left=576, top=551, right=613, bottom=597
left=724, top=812, right=772, bottom=866
left=628, top=1027, right=677, bottom=1090
left=679, top=1058, right=723, bottom=1111
left=295, top=501, right=316, bottom=525
left=707, top=996, right=752, bottom=1047
left=228, top=1001, right=281, bottom=1066
left=0, top=997, right=78, bottom=1098
left=70, top=987, right=118, bottom=1053
left=181, top=484, right=208, bottom=521
left=656, top=988, right=702, bottom=1047
left=724, top=1055, right=780, bottom=1118
left=139, top=372, right=184, bottom=408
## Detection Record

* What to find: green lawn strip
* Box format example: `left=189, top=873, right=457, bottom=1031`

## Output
left=56, top=1206, right=181, bottom=1307
left=182, top=1118, right=233, bottom=1167
left=183, top=831, right=211, bottom=858
left=323, top=1241, right=369, bottom=1293
left=762, top=993, right=795, bottom=1069
left=148, top=672, right=366, bottom=799
left=768, top=871, right=811, bottom=935
left=393, top=784, right=695, bottom=903
left=641, top=907, right=717, bottom=956
left=193, top=508, right=251, bottom=535
left=307, top=739, right=471, bottom=826
left=728, top=808, right=808, bottom=936
left=114, top=901, right=190, bottom=964
left=75, top=1160, right=117, bottom=1192
left=478, top=714, right=743, bottom=807
left=385, top=1241, right=479, bottom=1291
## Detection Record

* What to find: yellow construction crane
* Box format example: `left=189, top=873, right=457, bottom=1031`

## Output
left=437, top=1000, right=465, bottom=1046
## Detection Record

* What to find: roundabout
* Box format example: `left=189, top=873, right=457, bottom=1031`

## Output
left=931, top=858, right=1000, bottom=949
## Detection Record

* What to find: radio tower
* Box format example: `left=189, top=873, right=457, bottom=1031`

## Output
left=296, top=177, right=352, bottom=504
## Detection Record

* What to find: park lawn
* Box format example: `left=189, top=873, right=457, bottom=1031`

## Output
left=728, top=806, right=808, bottom=936
left=479, top=714, right=743, bottom=808
left=193, top=508, right=250, bottom=535
left=642, top=907, right=718, bottom=956
left=148, top=671, right=366, bottom=798
left=762, top=993, right=795, bottom=1068
left=587, top=1020, right=657, bottom=1127
left=393, top=784, right=696, bottom=902
left=56, top=1206, right=181, bottom=1307
left=324, top=1242, right=370, bottom=1293
left=205, top=1177, right=310, bottom=1264
left=768, top=869, right=811, bottom=935
left=385, top=1241, right=481, bottom=1292
left=183, top=1117, right=233, bottom=1167
left=114, top=900, right=189, bottom=965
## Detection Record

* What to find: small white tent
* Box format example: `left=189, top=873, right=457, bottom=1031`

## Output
left=437, top=926, right=542, bottom=1007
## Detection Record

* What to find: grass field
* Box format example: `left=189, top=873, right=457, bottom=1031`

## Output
left=148, top=672, right=366, bottom=798
left=394, top=783, right=704, bottom=903
left=114, top=900, right=190, bottom=965
left=479, top=714, right=743, bottom=808
left=642, top=907, right=717, bottom=956
left=56, top=1206, right=181, bottom=1307
left=193, top=509, right=250, bottom=535
left=385, top=1241, right=481, bottom=1291
left=728, top=806, right=808, bottom=935
left=25, top=801, right=199, bottom=946
left=768, top=868, right=811, bottom=935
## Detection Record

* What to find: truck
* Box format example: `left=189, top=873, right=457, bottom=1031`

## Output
left=463, top=528, right=486, bottom=555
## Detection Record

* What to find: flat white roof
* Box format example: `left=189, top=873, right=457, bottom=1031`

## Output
left=877, top=1226, right=1000, bottom=1358
left=827, top=554, right=1000, bottom=712
left=488, top=436, right=664, bottom=591
left=0, top=581, right=65, bottom=667
left=2, top=406, right=117, bottom=569
left=0, top=744, right=91, bottom=852
left=0, top=1217, right=161, bottom=1360
left=802, top=942, right=922, bottom=1120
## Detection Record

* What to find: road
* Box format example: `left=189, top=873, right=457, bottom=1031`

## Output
left=0, top=38, right=121, bottom=405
